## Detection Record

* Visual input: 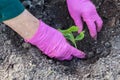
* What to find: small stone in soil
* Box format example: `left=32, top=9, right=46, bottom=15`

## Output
left=96, top=48, right=103, bottom=54
left=87, top=52, right=95, bottom=58
left=22, top=43, right=31, bottom=49
left=100, top=50, right=110, bottom=57
left=104, top=42, right=111, bottom=48
left=22, top=0, right=32, bottom=9
left=5, top=40, right=11, bottom=45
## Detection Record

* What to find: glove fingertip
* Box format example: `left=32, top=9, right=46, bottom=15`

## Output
left=78, top=28, right=82, bottom=33
left=74, top=18, right=83, bottom=33
left=96, top=16, right=103, bottom=32
left=78, top=51, right=86, bottom=58
left=90, top=31, right=97, bottom=39
left=72, top=48, right=86, bottom=59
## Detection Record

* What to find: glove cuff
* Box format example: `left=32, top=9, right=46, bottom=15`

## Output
left=25, top=20, right=42, bottom=43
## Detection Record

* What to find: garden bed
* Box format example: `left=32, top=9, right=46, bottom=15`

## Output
left=0, top=0, right=120, bottom=80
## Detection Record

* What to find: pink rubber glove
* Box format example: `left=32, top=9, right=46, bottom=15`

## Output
left=67, top=0, right=103, bottom=39
left=26, top=20, right=86, bottom=60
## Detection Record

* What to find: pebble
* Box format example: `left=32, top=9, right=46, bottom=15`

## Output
left=22, top=0, right=32, bottom=8
left=96, top=48, right=103, bottom=54
left=87, top=52, right=94, bottom=58
left=104, top=42, right=111, bottom=48
left=5, top=40, right=11, bottom=45
left=83, top=73, right=91, bottom=78
left=22, top=43, right=31, bottom=49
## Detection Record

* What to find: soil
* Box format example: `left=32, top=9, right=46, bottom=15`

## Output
left=0, top=0, right=120, bottom=80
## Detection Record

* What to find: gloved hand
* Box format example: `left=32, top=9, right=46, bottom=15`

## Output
left=26, top=20, right=86, bottom=60
left=66, top=0, right=103, bottom=39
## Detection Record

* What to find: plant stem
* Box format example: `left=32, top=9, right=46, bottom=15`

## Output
left=73, top=41, right=77, bottom=48
left=72, top=37, right=77, bottom=48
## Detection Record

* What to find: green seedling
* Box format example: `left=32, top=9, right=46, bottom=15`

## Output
left=58, top=26, right=85, bottom=48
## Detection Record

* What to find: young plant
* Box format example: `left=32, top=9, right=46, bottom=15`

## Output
left=58, top=26, right=85, bottom=48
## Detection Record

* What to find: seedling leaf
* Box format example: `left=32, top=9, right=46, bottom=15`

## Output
left=58, top=26, right=78, bottom=34
left=75, top=31, right=85, bottom=41
left=58, top=26, right=84, bottom=48
left=58, top=29, right=70, bottom=34
left=67, top=26, right=78, bottom=32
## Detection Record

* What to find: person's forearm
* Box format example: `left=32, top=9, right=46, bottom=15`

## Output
left=0, top=0, right=39, bottom=39
left=3, top=10, right=39, bottom=40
